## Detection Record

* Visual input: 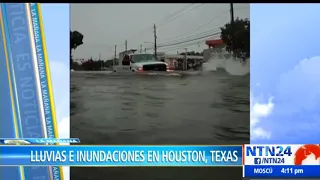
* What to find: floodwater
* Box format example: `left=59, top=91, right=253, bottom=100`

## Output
left=70, top=59, right=250, bottom=180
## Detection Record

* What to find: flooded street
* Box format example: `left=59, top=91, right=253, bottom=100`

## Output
left=71, top=69, right=249, bottom=180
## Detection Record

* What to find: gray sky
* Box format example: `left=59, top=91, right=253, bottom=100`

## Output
left=71, top=3, right=249, bottom=60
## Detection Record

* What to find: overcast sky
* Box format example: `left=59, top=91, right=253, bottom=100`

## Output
left=71, top=3, right=249, bottom=60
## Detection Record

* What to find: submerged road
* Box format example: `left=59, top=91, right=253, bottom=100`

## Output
left=71, top=70, right=249, bottom=180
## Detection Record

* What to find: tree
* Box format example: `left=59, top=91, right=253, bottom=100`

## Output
left=70, top=31, right=84, bottom=67
left=220, top=18, right=250, bottom=60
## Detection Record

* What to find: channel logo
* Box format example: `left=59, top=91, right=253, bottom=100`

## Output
left=294, top=144, right=320, bottom=165
left=244, top=144, right=320, bottom=165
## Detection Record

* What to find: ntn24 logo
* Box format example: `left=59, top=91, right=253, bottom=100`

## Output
left=244, top=144, right=320, bottom=165
left=246, top=145, right=292, bottom=156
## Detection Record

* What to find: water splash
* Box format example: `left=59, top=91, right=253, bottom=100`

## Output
left=203, top=49, right=250, bottom=76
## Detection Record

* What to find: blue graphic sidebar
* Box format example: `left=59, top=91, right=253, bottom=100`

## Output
left=1, top=3, right=52, bottom=180
left=29, top=3, right=63, bottom=180
left=0, top=4, right=23, bottom=180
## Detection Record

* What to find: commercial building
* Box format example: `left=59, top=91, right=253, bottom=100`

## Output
left=203, top=38, right=226, bottom=62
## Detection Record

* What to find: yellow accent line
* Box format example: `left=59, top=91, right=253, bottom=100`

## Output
left=37, top=4, right=64, bottom=180
left=0, top=5, right=25, bottom=180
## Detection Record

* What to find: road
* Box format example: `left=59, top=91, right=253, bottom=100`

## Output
left=71, top=70, right=249, bottom=180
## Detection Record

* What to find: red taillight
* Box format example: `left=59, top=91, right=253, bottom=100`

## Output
left=166, top=66, right=174, bottom=71
left=138, top=67, right=143, bottom=71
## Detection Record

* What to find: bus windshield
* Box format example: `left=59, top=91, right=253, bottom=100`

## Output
left=131, top=54, right=157, bottom=63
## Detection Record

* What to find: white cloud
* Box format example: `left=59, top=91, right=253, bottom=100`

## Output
left=251, top=127, right=271, bottom=140
left=250, top=93, right=274, bottom=140
left=277, top=56, right=320, bottom=114
left=251, top=56, right=320, bottom=142
left=271, top=56, right=320, bottom=139
left=49, top=60, right=70, bottom=180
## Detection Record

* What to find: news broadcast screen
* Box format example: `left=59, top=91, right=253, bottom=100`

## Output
left=1, top=2, right=320, bottom=180
left=1, top=143, right=320, bottom=178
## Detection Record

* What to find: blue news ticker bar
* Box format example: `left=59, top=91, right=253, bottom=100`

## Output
left=0, top=145, right=243, bottom=166
left=244, top=165, right=320, bottom=178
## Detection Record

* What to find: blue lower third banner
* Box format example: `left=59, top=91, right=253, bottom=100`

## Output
left=244, top=165, right=320, bottom=178
left=0, top=145, right=242, bottom=166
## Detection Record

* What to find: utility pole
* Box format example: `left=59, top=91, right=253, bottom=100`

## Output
left=184, top=48, right=188, bottom=71
left=153, top=24, right=157, bottom=60
left=114, top=45, right=117, bottom=66
left=230, top=3, right=234, bottom=25
left=230, top=3, right=235, bottom=53
left=99, top=53, right=102, bottom=69
left=140, top=44, right=142, bottom=53
left=125, top=40, right=127, bottom=52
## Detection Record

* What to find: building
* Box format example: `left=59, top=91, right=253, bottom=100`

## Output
left=205, top=39, right=225, bottom=49
left=118, top=49, right=137, bottom=61
left=162, top=54, right=203, bottom=70
left=203, top=39, right=226, bottom=62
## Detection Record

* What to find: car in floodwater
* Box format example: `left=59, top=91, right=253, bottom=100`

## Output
left=113, top=53, right=172, bottom=73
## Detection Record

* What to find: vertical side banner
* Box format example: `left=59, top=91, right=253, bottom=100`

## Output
left=0, top=3, right=69, bottom=180
left=28, top=3, right=64, bottom=180
left=33, top=3, right=70, bottom=180
left=0, top=4, right=24, bottom=180
left=1, top=3, right=53, bottom=180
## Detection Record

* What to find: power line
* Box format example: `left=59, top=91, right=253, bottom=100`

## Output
left=125, top=4, right=195, bottom=42
left=157, top=28, right=220, bottom=46
left=110, top=5, right=248, bottom=55
left=153, top=7, right=248, bottom=47
left=160, top=6, right=249, bottom=43
left=161, top=40, right=208, bottom=52
left=163, top=33, right=219, bottom=50
left=157, top=4, right=204, bottom=28
left=145, top=29, right=220, bottom=49
left=161, top=6, right=249, bottom=53
left=145, top=31, right=220, bottom=51
left=157, top=4, right=195, bottom=26
left=158, top=32, right=220, bottom=48
left=125, top=4, right=203, bottom=43
left=145, top=6, right=249, bottom=49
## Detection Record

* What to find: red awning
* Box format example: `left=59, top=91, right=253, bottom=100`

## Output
left=205, top=39, right=224, bottom=46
